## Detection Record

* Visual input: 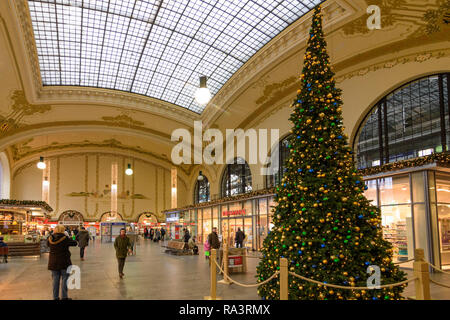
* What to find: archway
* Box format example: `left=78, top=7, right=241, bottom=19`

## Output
left=100, top=211, right=124, bottom=222
left=137, top=212, right=159, bottom=224
left=58, top=210, right=84, bottom=226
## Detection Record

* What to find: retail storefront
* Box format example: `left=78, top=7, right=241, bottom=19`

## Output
left=363, top=165, right=450, bottom=269
left=164, top=192, right=276, bottom=251
left=0, top=200, right=52, bottom=242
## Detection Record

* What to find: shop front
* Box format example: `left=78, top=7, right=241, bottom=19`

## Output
left=363, top=166, right=450, bottom=269
left=0, top=200, right=52, bottom=242
left=164, top=192, right=276, bottom=251
left=165, top=211, right=182, bottom=240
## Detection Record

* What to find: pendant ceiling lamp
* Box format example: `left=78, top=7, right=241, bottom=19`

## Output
left=194, top=76, right=211, bottom=106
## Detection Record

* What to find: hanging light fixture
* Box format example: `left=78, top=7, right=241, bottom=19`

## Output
left=37, top=156, right=46, bottom=170
left=125, top=163, right=133, bottom=176
left=194, top=76, right=211, bottom=106
left=197, top=171, right=204, bottom=181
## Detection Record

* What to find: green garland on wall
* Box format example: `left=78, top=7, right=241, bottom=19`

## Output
left=0, top=199, right=53, bottom=212
left=358, top=152, right=450, bottom=177
left=162, top=187, right=276, bottom=213
left=164, top=153, right=450, bottom=213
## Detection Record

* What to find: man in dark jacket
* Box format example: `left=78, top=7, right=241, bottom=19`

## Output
left=114, top=228, right=132, bottom=279
left=76, top=227, right=90, bottom=261
left=47, top=225, right=77, bottom=300
left=235, top=228, right=245, bottom=248
left=207, top=227, right=220, bottom=250
left=183, top=229, right=190, bottom=251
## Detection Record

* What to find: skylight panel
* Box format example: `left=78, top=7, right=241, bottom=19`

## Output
left=28, top=0, right=323, bottom=113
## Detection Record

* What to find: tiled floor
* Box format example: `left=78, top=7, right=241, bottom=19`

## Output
left=0, top=238, right=449, bottom=300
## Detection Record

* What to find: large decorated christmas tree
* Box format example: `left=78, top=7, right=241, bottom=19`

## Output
left=256, top=5, right=406, bottom=300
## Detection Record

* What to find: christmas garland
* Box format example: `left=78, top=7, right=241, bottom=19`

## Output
left=0, top=199, right=53, bottom=212
left=358, top=152, right=450, bottom=177
left=162, top=187, right=275, bottom=213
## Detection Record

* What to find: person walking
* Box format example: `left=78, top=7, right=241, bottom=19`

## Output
left=144, top=227, right=148, bottom=239
left=207, top=227, right=220, bottom=250
left=183, top=229, right=190, bottom=251
left=0, top=237, right=8, bottom=263
left=207, top=227, right=220, bottom=266
left=114, top=228, right=132, bottom=279
left=235, top=227, right=245, bottom=248
left=155, top=228, right=161, bottom=242
left=149, top=228, right=154, bottom=241
left=160, top=228, right=166, bottom=241
left=47, top=225, right=77, bottom=300
left=76, top=227, right=90, bottom=261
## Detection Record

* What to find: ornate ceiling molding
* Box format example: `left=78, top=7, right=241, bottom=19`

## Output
left=0, top=90, right=51, bottom=134
left=335, top=48, right=450, bottom=83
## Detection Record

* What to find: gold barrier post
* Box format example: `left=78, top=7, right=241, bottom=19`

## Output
left=413, top=248, right=431, bottom=300
left=205, top=249, right=221, bottom=300
left=280, top=257, right=288, bottom=300
left=219, top=239, right=231, bottom=285
left=243, top=247, right=247, bottom=273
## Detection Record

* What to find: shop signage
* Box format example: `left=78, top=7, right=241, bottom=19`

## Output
left=229, top=255, right=243, bottom=267
left=222, top=209, right=246, bottom=217
left=166, top=216, right=179, bottom=222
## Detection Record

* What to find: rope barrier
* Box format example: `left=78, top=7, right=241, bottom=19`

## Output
left=209, top=247, right=450, bottom=300
left=394, top=259, right=415, bottom=265
left=426, top=262, right=450, bottom=276
left=430, top=278, right=450, bottom=289
left=213, top=258, right=280, bottom=288
left=288, top=271, right=416, bottom=290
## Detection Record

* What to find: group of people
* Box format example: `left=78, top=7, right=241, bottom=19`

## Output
left=6, top=223, right=246, bottom=300
left=46, top=225, right=133, bottom=300
left=182, top=228, right=198, bottom=255
left=143, top=227, right=165, bottom=242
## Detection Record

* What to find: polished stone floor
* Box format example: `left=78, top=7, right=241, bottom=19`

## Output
left=0, top=238, right=449, bottom=300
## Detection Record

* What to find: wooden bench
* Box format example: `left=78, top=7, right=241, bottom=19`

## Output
left=164, top=240, right=189, bottom=255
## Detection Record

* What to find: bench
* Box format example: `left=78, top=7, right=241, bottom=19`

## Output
left=0, top=247, right=8, bottom=262
left=164, top=240, right=190, bottom=255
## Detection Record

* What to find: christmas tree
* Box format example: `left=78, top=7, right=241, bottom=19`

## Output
left=256, top=6, right=406, bottom=300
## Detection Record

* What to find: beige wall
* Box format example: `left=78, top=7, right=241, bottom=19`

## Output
left=11, top=153, right=177, bottom=222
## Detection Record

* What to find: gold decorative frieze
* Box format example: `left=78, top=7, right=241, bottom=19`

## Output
left=335, top=49, right=450, bottom=83
left=255, top=76, right=299, bottom=107
left=1, top=90, right=51, bottom=134
left=102, top=113, right=145, bottom=127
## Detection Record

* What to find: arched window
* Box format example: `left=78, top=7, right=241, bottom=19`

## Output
left=265, top=135, right=292, bottom=188
left=194, top=176, right=210, bottom=204
left=355, top=73, right=450, bottom=169
left=221, top=158, right=252, bottom=197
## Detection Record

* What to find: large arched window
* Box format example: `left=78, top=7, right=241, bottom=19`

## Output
left=194, top=176, right=210, bottom=204
left=355, top=73, right=450, bottom=169
left=265, top=134, right=292, bottom=188
left=221, top=158, right=252, bottom=197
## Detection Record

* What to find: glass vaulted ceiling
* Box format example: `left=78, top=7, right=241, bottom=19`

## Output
left=28, top=0, right=321, bottom=113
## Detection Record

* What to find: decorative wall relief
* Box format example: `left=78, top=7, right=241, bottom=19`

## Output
left=421, top=0, right=450, bottom=35
left=341, top=0, right=406, bottom=36
left=1, top=90, right=51, bottom=133
left=66, top=190, right=148, bottom=200
left=101, top=113, right=145, bottom=127
left=255, top=76, right=299, bottom=106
